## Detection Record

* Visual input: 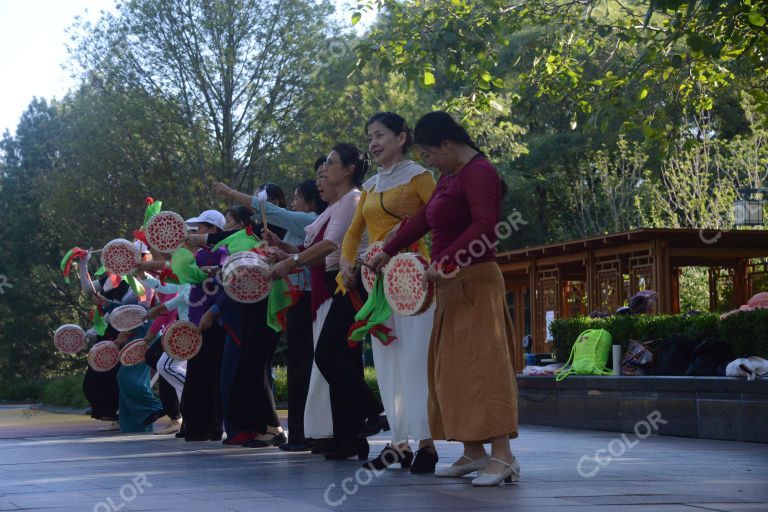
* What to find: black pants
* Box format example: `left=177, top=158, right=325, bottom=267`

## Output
left=286, top=291, right=313, bottom=444
left=315, top=275, right=382, bottom=452
left=228, top=301, right=280, bottom=433
left=145, top=337, right=180, bottom=421
left=83, top=366, right=119, bottom=420
left=181, top=322, right=225, bottom=437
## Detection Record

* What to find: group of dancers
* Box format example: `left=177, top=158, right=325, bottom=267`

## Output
left=79, top=110, right=520, bottom=487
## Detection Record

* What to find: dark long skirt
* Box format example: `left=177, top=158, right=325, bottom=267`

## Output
left=83, top=365, right=119, bottom=420
left=228, top=300, right=280, bottom=434
left=180, top=322, right=225, bottom=438
left=315, top=274, right=381, bottom=454
left=286, top=291, right=313, bottom=444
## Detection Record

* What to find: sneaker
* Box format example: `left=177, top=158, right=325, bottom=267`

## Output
left=153, top=418, right=182, bottom=435
left=98, top=421, right=120, bottom=432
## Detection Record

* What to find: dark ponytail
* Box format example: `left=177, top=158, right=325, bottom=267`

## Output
left=225, top=206, right=257, bottom=230
left=415, top=111, right=507, bottom=199
left=332, top=143, right=369, bottom=187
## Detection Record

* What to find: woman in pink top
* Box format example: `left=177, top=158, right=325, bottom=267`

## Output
left=371, top=111, right=520, bottom=487
left=267, top=144, right=385, bottom=461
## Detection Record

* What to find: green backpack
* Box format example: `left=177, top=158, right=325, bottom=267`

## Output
left=554, top=329, right=613, bottom=381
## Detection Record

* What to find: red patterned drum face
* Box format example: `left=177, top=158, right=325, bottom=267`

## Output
left=119, top=339, right=148, bottom=366
left=109, top=305, right=147, bottom=332
left=88, top=341, right=120, bottom=372
left=383, top=253, right=435, bottom=316
left=162, top=321, right=202, bottom=361
left=146, top=211, right=188, bottom=254
left=361, top=242, right=384, bottom=294
left=101, top=239, right=139, bottom=276
left=54, top=324, right=86, bottom=354
left=221, top=252, right=271, bottom=303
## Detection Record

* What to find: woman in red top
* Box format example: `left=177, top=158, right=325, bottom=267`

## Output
left=371, top=111, right=520, bottom=487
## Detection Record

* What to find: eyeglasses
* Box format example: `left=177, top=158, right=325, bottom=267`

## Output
left=324, top=159, right=342, bottom=167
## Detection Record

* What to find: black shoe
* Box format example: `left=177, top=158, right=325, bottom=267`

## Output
left=310, top=439, right=336, bottom=455
left=244, top=431, right=287, bottom=448
left=362, top=444, right=414, bottom=470
left=359, top=414, right=390, bottom=438
left=325, top=440, right=369, bottom=461
left=410, top=447, right=438, bottom=474
left=279, top=442, right=311, bottom=452
left=175, top=431, right=186, bottom=438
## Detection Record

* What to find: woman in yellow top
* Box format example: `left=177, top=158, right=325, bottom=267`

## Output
left=340, top=112, right=438, bottom=474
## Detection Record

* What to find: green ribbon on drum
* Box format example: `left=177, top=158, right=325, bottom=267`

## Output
left=347, top=276, right=397, bottom=348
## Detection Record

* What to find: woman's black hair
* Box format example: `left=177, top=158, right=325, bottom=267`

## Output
left=263, top=183, right=287, bottom=208
left=225, top=206, right=256, bottom=230
left=332, top=143, right=370, bottom=187
left=314, top=156, right=327, bottom=172
left=295, top=179, right=328, bottom=214
left=365, top=112, right=413, bottom=155
left=413, top=111, right=483, bottom=154
left=414, top=111, right=508, bottom=198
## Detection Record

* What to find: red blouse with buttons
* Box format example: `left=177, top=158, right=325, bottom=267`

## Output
left=383, top=154, right=502, bottom=268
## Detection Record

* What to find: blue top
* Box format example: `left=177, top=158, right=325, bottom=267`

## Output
left=253, top=198, right=316, bottom=291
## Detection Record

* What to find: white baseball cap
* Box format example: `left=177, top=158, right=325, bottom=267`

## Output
left=186, top=210, right=226, bottom=229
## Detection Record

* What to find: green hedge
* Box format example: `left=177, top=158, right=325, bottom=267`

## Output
left=718, top=308, right=768, bottom=360
left=549, top=313, right=726, bottom=362
left=0, top=373, right=88, bottom=409
left=550, top=310, right=768, bottom=362
left=1, top=366, right=382, bottom=411
left=272, top=366, right=380, bottom=403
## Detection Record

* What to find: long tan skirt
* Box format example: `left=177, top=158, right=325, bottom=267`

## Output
left=428, top=261, right=518, bottom=442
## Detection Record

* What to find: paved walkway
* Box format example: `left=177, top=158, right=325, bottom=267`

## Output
left=0, top=404, right=767, bottom=512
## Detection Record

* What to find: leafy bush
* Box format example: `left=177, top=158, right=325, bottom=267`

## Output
left=550, top=313, right=720, bottom=361
left=718, top=308, right=768, bottom=359
left=40, top=373, right=88, bottom=409
left=272, top=365, right=380, bottom=404
left=0, top=379, right=46, bottom=402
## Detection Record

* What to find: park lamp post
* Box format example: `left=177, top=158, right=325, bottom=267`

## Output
left=733, top=188, right=766, bottom=227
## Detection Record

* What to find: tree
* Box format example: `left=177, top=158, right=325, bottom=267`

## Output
left=354, top=0, right=768, bottom=135
left=71, top=0, right=337, bottom=190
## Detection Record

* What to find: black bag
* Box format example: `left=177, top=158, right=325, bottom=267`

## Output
left=685, top=339, right=733, bottom=376
left=653, top=334, right=699, bottom=375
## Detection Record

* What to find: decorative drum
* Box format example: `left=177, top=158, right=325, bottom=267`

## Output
left=88, top=340, right=120, bottom=372
left=53, top=324, right=86, bottom=354
left=146, top=211, right=188, bottom=254
left=360, top=241, right=384, bottom=294
left=383, top=253, right=435, bottom=316
left=109, top=304, right=147, bottom=332
left=101, top=239, right=139, bottom=276
left=119, top=339, right=148, bottom=366
left=221, top=251, right=271, bottom=303
left=162, top=321, right=203, bottom=361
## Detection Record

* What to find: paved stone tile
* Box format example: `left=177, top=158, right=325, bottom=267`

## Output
left=0, top=425, right=765, bottom=512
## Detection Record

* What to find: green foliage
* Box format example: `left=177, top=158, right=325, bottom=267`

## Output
left=549, top=314, right=720, bottom=362
left=718, top=309, right=768, bottom=359
left=40, top=373, right=89, bottom=409
left=271, top=365, right=379, bottom=404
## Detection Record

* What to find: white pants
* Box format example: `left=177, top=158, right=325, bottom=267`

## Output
left=303, top=298, right=333, bottom=439
left=372, top=304, right=434, bottom=444
left=157, top=353, right=187, bottom=402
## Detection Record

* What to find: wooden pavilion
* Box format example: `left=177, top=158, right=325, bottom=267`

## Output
left=497, top=228, right=768, bottom=358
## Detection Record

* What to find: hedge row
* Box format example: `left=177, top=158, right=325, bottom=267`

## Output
left=1, top=366, right=383, bottom=409
left=549, top=309, right=768, bottom=362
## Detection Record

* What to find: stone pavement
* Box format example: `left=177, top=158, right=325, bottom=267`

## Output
left=0, top=404, right=767, bottom=512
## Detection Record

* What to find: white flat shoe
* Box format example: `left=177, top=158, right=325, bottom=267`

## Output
left=434, top=455, right=490, bottom=477
left=98, top=421, right=120, bottom=432
left=471, top=457, right=520, bottom=486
